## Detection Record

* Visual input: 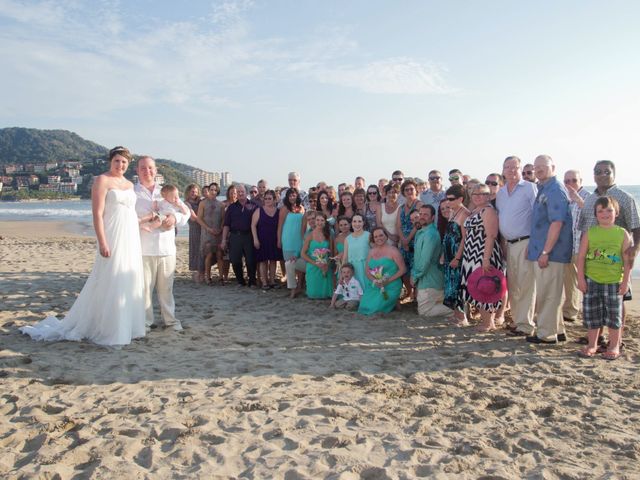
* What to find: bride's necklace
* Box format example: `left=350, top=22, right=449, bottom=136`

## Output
left=449, top=206, right=462, bottom=222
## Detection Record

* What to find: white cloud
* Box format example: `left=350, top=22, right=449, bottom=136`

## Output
left=0, top=1, right=455, bottom=119
left=312, top=58, right=453, bottom=95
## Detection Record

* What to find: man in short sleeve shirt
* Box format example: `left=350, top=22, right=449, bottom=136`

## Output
left=496, top=156, right=538, bottom=336
left=526, top=155, right=573, bottom=344
left=562, top=169, right=590, bottom=322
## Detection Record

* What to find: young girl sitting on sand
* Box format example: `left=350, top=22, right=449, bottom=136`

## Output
left=330, top=263, right=363, bottom=310
left=577, top=196, right=632, bottom=360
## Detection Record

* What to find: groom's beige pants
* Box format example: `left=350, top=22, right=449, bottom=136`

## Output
left=142, top=255, right=179, bottom=328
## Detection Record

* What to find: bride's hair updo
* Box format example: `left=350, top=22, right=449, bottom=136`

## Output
left=109, top=146, right=132, bottom=161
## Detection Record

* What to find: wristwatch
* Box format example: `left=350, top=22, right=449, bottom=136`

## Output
left=541, top=250, right=549, bottom=256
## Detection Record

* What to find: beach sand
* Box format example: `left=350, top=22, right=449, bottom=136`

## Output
left=1, top=222, right=638, bottom=479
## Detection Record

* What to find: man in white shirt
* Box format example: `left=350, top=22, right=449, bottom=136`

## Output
left=135, top=156, right=188, bottom=331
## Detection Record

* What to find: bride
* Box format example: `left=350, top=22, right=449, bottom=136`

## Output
left=21, top=146, right=146, bottom=346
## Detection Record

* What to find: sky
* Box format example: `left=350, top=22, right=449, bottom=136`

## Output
left=1, top=0, right=639, bottom=188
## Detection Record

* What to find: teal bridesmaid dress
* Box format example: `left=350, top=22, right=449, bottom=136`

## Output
left=305, top=239, right=333, bottom=299
left=358, top=256, right=402, bottom=315
left=346, top=233, right=370, bottom=289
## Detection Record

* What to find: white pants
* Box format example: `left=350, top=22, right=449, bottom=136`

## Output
left=506, top=239, right=536, bottom=334
left=142, top=255, right=179, bottom=328
left=533, top=261, right=566, bottom=341
left=562, top=254, right=582, bottom=320
left=417, top=288, right=453, bottom=318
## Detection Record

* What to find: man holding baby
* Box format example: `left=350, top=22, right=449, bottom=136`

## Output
left=135, top=156, right=188, bottom=332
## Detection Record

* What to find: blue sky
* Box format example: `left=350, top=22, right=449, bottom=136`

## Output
left=1, top=0, right=639, bottom=187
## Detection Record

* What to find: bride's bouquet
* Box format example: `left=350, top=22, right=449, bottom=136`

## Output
left=369, top=265, right=389, bottom=300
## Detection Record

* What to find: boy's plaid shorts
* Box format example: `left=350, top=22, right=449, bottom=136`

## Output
left=582, top=277, right=622, bottom=330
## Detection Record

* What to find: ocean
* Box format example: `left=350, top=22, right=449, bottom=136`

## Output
left=2, top=186, right=640, bottom=272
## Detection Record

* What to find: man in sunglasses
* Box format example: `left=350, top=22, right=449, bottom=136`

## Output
left=419, top=169, right=446, bottom=219
left=522, top=163, right=537, bottom=183
left=578, top=160, right=640, bottom=350
left=390, top=170, right=406, bottom=205
left=485, top=173, right=503, bottom=206
left=562, top=170, right=590, bottom=323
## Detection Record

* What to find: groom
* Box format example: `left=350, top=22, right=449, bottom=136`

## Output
left=135, top=156, right=188, bottom=331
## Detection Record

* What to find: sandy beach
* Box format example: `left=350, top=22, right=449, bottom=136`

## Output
left=1, top=222, right=639, bottom=479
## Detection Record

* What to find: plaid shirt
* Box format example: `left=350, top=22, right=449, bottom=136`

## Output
left=578, top=185, right=640, bottom=234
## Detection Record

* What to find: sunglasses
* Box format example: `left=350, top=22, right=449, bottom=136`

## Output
left=449, top=176, right=460, bottom=181
left=485, top=181, right=499, bottom=187
left=564, top=179, right=578, bottom=184
left=392, top=177, right=404, bottom=182
left=446, top=196, right=458, bottom=201
left=367, top=191, right=377, bottom=195
left=594, top=169, right=612, bottom=176
left=250, top=190, right=258, bottom=194
left=472, top=192, right=490, bottom=196
left=523, top=170, right=534, bottom=175
left=429, top=176, right=441, bottom=181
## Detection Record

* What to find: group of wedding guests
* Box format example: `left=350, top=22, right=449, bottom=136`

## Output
left=181, top=159, right=639, bottom=360
left=20, top=149, right=639, bottom=359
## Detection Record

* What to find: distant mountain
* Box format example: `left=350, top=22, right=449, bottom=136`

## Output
left=0, top=127, right=107, bottom=164
left=0, top=127, right=208, bottom=194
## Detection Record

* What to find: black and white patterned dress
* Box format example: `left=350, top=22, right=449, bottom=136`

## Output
left=460, top=207, right=505, bottom=312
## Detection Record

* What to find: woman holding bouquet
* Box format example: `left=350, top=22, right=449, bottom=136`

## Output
left=301, top=213, right=334, bottom=299
left=358, top=227, right=406, bottom=315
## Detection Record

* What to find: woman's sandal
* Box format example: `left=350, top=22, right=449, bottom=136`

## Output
left=602, top=350, right=621, bottom=361
left=578, top=348, right=597, bottom=358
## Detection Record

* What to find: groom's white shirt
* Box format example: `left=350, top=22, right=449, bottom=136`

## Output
left=134, top=183, right=188, bottom=255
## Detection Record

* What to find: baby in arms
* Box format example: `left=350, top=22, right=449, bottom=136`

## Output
left=140, top=184, right=190, bottom=232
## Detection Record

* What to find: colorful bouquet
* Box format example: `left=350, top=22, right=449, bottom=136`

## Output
left=369, top=265, right=389, bottom=300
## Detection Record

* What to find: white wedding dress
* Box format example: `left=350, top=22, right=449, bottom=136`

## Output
left=21, top=188, right=146, bottom=346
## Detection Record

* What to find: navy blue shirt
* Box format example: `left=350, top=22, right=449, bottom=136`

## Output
left=224, top=200, right=258, bottom=232
left=527, top=176, right=573, bottom=263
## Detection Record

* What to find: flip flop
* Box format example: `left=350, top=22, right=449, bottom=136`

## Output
left=578, top=349, right=596, bottom=358
left=602, top=351, right=621, bottom=361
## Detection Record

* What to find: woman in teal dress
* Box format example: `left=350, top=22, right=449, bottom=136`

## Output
left=358, top=227, right=407, bottom=315
left=301, top=214, right=334, bottom=299
left=277, top=188, right=305, bottom=298
left=342, top=214, right=370, bottom=288
left=333, top=216, right=351, bottom=278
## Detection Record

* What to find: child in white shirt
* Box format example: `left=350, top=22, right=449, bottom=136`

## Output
left=331, top=263, right=363, bottom=310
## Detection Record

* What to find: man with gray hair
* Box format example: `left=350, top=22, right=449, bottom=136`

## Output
left=496, top=155, right=537, bottom=337
left=279, top=171, right=308, bottom=208
left=562, top=169, right=590, bottom=323
left=526, top=154, right=573, bottom=344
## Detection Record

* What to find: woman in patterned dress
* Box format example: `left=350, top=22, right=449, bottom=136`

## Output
left=460, top=183, right=505, bottom=332
left=396, top=179, right=422, bottom=300
left=442, top=185, right=470, bottom=326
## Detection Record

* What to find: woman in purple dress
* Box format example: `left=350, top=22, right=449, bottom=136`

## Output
left=251, top=190, right=283, bottom=289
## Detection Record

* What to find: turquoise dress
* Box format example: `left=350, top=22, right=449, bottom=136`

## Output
left=281, top=211, right=304, bottom=261
left=305, top=239, right=333, bottom=299
left=346, top=233, right=370, bottom=289
left=358, top=256, right=402, bottom=315
left=335, top=241, right=345, bottom=279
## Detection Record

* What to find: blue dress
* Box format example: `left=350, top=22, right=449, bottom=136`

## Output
left=346, top=233, right=370, bottom=289
left=281, top=211, right=304, bottom=261
left=443, top=220, right=463, bottom=312
left=399, top=201, right=419, bottom=272
left=305, top=239, right=333, bottom=299
left=358, top=256, right=402, bottom=315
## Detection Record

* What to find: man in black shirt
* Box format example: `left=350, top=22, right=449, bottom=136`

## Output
left=221, top=184, right=258, bottom=286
